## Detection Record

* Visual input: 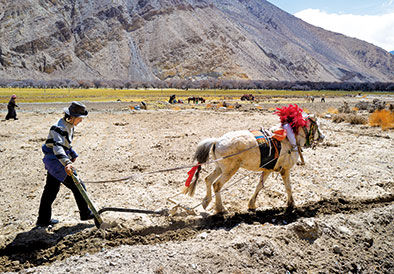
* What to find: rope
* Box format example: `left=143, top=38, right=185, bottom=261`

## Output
left=83, top=143, right=260, bottom=184
left=83, top=123, right=316, bottom=185
left=190, top=170, right=256, bottom=210
left=165, top=156, right=277, bottom=205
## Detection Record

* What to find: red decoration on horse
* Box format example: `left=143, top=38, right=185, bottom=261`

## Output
left=275, top=104, right=307, bottom=133
left=185, top=163, right=200, bottom=187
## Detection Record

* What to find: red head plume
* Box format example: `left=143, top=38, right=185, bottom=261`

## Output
left=275, top=104, right=307, bottom=133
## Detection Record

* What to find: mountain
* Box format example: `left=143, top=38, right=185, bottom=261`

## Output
left=0, top=0, right=393, bottom=82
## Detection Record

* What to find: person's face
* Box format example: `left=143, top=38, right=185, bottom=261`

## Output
left=71, top=117, right=83, bottom=126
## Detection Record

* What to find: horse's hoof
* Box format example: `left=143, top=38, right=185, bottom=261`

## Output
left=285, top=204, right=294, bottom=213
left=214, top=210, right=227, bottom=216
left=248, top=203, right=257, bottom=211
left=214, top=207, right=226, bottom=215
left=248, top=208, right=256, bottom=212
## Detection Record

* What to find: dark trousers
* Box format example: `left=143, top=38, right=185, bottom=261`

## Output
left=37, top=172, right=91, bottom=225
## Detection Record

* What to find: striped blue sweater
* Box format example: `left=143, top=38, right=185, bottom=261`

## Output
left=42, top=118, right=78, bottom=181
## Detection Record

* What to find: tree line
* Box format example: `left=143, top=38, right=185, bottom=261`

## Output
left=0, top=78, right=393, bottom=91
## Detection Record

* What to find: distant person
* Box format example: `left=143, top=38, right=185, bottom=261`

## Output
left=5, top=94, right=18, bottom=120
left=36, top=102, right=94, bottom=228
left=169, top=94, right=176, bottom=104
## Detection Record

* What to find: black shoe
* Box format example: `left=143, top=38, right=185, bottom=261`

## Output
left=36, top=219, right=59, bottom=227
left=80, top=212, right=95, bottom=221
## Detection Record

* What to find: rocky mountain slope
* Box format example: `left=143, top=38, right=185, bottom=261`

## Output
left=0, top=0, right=393, bottom=82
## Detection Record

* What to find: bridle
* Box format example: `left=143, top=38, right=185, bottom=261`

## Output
left=302, top=118, right=320, bottom=148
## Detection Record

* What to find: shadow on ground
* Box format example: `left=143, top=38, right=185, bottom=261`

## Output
left=1, top=194, right=393, bottom=272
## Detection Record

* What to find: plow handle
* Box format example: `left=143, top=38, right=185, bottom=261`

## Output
left=71, top=171, right=103, bottom=228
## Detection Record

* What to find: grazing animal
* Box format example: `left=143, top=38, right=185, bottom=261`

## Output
left=241, top=94, right=255, bottom=101
left=188, top=97, right=206, bottom=104
left=306, top=96, right=315, bottom=103
left=183, top=116, right=324, bottom=214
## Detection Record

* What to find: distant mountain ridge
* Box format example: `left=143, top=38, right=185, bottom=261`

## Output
left=0, top=0, right=393, bottom=82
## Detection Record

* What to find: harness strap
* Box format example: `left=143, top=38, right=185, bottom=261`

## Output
left=303, top=118, right=317, bottom=148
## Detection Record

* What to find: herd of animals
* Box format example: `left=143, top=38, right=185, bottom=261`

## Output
left=168, top=94, right=325, bottom=104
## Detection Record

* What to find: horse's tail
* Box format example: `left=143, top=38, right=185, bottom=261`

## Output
left=182, top=138, right=217, bottom=196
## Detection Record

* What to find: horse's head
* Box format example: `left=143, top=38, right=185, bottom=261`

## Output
left=300, top=115, right=325, bottom=148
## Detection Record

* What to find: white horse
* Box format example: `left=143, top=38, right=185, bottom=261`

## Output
left=183, top=116, right=325, bottom=214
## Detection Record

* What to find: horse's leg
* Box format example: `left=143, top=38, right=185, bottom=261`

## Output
left=212, top=165, right=239, bottom=214
left=280, top=169, right=294, bottom=209
left=248, top=171, right=271, bottom=211
left=202, top=166, right=222, bottom=209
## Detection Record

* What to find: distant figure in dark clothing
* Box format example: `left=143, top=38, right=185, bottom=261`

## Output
left=169, top=94, right=176, bottom=104
left=5, top=94, right=18, bottom=120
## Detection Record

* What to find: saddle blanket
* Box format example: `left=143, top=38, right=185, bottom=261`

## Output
left=250, top=129, right=281, bottom=169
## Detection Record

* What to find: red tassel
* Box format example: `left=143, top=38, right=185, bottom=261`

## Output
left=185, top=163, right=199, bottom=187
left=275, top=104, right=307, bottom=133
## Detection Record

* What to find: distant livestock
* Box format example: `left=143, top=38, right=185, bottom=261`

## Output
left=306, top=96, right=315, bottom=103
left=188, top=97, right=206, bottom=104
left=241, top=94, right=255, bottom=101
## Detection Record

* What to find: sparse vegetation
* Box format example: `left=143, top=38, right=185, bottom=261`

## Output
left=369, top=109, right=394, bottom=130
left=332, top=114, right=346, bottom=123
left=348, top=114, right=367, bottom=125
left=338, top=101, right=352, bottom=113
left=327, top=107, right=339, bottom=114
left=332, top=113, right=367, bottom=125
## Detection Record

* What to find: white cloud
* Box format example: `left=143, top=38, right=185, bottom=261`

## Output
left=383, top=0, right=393, bottom=8
left=295, top=9, right=394, bottom=51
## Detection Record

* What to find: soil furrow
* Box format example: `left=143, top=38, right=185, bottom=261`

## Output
left=1, top=194, right=393, bottom=272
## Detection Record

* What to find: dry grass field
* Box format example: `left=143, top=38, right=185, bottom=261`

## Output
left=0, top=87, right=382, bottom=103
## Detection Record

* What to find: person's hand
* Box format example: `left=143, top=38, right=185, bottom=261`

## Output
left=65, top=164, right=74, bottom=176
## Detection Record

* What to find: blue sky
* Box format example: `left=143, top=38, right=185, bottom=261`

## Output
left=268, top=0, right=394, bottom=51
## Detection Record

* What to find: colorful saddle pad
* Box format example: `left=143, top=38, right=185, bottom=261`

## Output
left=250, top=129, right=281, bottom=169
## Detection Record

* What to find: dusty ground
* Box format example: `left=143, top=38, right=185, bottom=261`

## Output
left=0, top=96, right=393, bottom=273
